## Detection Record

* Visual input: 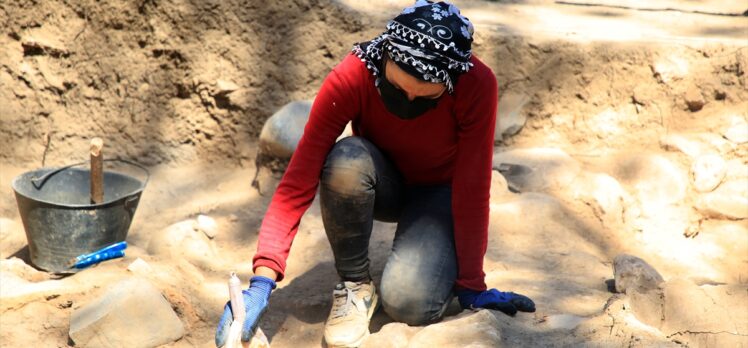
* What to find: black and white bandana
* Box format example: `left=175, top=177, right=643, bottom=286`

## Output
left=352, top=0, right=474, bottom=93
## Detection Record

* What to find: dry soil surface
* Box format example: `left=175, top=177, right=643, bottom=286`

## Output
left=1, top=0, right=747, bottom=347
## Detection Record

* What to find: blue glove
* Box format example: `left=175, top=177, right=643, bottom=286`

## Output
left=215, top=276, right=276, bottom=347
left=456, top=288, right=535, bottom=316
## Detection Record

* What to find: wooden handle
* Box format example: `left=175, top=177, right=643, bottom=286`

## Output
left=90, top=138, right=104, bottom=204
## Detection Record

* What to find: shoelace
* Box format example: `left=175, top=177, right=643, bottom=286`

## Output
left=331, top=286, right=367, bottom=319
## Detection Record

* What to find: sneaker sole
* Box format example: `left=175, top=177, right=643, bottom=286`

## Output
left=327, top=292, right=380, bottom=348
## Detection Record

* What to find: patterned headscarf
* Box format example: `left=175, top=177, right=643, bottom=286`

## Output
left=353, top=0, right=474, bottom=93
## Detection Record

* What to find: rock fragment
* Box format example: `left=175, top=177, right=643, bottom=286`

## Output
left=360, top=322, right=421, bottom=348
left=496, top=91, right=529, bottom=141
left=214, top=79, right=239, bottom=95
left=722, top=116, right=748, bottom=144
left=21, top=37, right=69, bottom=58
left=690, top=153, right=726, bottom=192
left=684, top=86, right=705, bottom=112
left=126, top=258, right=152, bottom=274
left=147, top=220, right=218, bottom=270
left=492, top=148, right=581, bottom=193
left=408, top=310, right=501, bottom=348
left=574, top=173, right=627, bottom=226
left=659, top=133, right=735, bottom=158
left=613, top=254, right=664, bottom=294
left=259, top=100, right=312, bottom=160
left=69, top=277, right=185, bottom=348
left=695, top=179, right=748, bottom=219
left=651, top=56, right=688, bottom=84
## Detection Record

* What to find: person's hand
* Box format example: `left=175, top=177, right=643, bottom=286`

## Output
left=215, top=275, right=276, bottom=347
left=456, top=288, right=535, bottom=316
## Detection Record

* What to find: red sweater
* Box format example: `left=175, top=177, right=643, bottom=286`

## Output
left=253, top=53, right=497, bottom=291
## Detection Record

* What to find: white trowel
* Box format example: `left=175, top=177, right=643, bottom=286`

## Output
left=225, top=272, right=270, bottom=348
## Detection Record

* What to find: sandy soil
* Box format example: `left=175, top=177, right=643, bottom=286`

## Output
left=1, top=0, right=747, bottom=347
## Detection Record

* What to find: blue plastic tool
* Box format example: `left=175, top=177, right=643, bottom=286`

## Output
left=70, top=241, right=128, bottom=269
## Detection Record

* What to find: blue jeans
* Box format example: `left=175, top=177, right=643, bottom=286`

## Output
left=319, top=136, right=457, bottom=325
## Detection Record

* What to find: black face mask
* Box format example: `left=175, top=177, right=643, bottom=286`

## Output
left=376, top=63, right=441, bottom=120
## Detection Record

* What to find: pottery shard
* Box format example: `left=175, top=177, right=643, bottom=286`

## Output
left=69, top=277, right=185, bottom=348
left=613, top=254, right=664, bottom=294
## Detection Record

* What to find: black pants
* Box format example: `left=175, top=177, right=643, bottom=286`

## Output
left=319, top=136, right=457, bottom=325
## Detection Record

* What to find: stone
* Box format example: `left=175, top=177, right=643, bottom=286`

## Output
left=20, top=35, right=68, bottom=58
left=222, top=88, right=252, bottom=110
left=496, top=91, right=529, bottom=141
left=690, top=153, right=726, bottom=192
left=407, top=310, right=501, bottom=348
left=492, top=148, right=581, bottom=193
left=147, top=220, right=218, bottom=270
left=695, top=179, right=748, bottom=219
left=126, top=258, right=152, bottom=274
left=259, top=100, right=312, bottom=159
left=660, top=134, right=710, bottom=158
left=196, top=214, right=218, bottom=239
left=360, top=322, right=422, bottom=348
left=651, top=56, right=688, bottom=84
left=69, top=277, right=185, bottom=348
left=214, top=79, right=239, bottom=95
left=725, top=159, right=748, bottom=180
left=684, top=86, right=705, bottom=112
left=573, top=173, right=627, bottom=225
left=714, top=89, right=727, bottom=100
left=613, top=254, right=664, bottom=294
left=722, top=115, right=748, bottom=144
left=659, top=132, right=735, bottom=157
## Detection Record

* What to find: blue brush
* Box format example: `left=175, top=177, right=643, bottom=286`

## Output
left=69, top=241, right=128, bottom=269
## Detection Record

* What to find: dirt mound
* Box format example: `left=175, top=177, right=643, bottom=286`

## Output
left=0, top=0, right=373, bottom=167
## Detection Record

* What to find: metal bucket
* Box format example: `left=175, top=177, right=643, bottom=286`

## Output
left=11, top=159, right=148, bottom=273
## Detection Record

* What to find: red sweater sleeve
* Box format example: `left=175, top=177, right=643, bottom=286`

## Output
left=253, top=57, right=360, bottom=281
left=451, top=66, right=498, bottom=291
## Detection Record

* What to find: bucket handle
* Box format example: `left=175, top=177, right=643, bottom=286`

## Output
left=124, top=195, right=140, bottom=214
left=31, top=159, right=150, bottom=190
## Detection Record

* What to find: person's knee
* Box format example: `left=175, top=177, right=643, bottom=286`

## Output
left=321, top=137, right=375, bottom=195
left=379, top=264, right=447, bottom=325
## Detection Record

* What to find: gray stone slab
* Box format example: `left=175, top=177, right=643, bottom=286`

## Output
left=69, top=277, right=185, bottom=348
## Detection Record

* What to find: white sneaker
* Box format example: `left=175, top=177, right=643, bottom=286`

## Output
left=323, top=281, right=379, bottom=348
